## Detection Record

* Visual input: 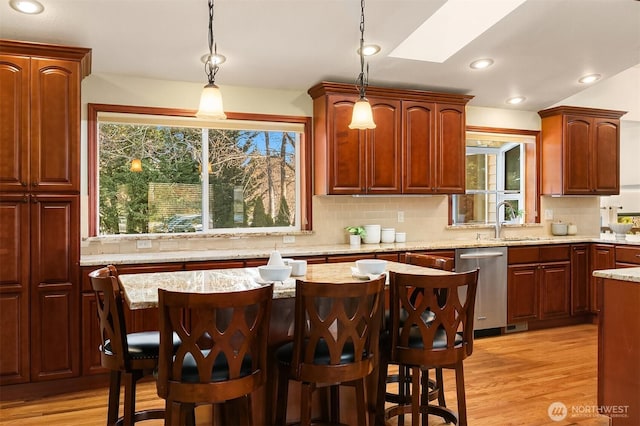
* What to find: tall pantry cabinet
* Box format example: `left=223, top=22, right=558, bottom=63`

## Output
left=0, top=40, right=91, bottom=384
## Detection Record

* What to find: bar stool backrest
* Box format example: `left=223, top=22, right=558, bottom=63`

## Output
left=89, top=265, right=130, bottom=371
left=157, top=285, right=273, bottom=404
left=290, top=276, right=385, bottom=384
left=389, top=270, right=479, bottom=368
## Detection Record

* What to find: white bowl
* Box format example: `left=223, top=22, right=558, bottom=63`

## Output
left=609, top=223, right=632, bottom=235
left=355, top=259, right=387, bottom=275
left=258, top=265, right=292, bottom=281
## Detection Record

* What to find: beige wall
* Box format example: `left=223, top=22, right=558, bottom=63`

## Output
left=80, top=73, right=603, bottom=255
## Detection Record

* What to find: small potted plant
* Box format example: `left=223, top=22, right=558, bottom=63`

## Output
left=345, top=226, right=366, bottom=246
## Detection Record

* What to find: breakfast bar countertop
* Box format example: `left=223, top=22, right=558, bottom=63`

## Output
left=118, top=261, right=450, bottom=309
left=593, top=267, right=640, bottom=283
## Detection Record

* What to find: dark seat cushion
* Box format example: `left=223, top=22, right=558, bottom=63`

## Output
left=104, top=331, right=181, bottom=360
left=179, top=350, right=254, bottom=383
left=275, top=339, right=359, bottom=366
left=407, top=328, right=463, bottom=349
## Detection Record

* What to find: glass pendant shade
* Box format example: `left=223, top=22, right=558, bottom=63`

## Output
left=130, top=158, right=142, bottom=172
left=196, top=83, right=227, bottom=119
left=349, top=98, right=376, bottom=129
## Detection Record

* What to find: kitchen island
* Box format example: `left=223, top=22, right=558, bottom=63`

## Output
left=118, top=261, right=450, bottom=425
left=592, top=267, right=640, bottom=425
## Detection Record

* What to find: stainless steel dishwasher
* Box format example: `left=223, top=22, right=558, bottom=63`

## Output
left=455, top=247, right=507, bottom=334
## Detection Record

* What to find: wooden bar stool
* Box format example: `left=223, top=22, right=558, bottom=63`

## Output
left=156, top=284, right=273, bottom=426
left=90, top=265, right=169, bottom=426
left=274, top=276, right=385, bottom=426
left=383, top=269, right=478, bottom=426
left=376, top=253, right=455, bottom=425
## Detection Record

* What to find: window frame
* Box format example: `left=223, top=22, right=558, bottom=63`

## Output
left=450, top=126, right=540, bottom=225
left=87, top=103, right=313, bottom=237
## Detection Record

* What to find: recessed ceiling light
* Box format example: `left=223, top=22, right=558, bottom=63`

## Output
left=9, top=0, right=44, bottom=14
left=469, top=58, right=494, bottom=69
left=506, top=96, right=526, bottom=105
left=200, top=53, right=226, bottom=66
left=578, top=73, right=601, bottom=84
left=358, top=44, right=381, bottom=57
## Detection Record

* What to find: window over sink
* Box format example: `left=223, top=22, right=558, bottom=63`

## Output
left=451, top=127, right=539, bottom=225
left=87, top=104, right=311, bottom=236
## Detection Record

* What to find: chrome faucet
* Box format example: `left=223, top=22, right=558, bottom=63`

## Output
left=495, top=201, right=514, bottom=239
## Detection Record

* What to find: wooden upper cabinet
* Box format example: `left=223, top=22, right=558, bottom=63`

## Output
left=538, top=106, right=626, bottom=195
left=402, top=101, right=435, bottom=193
left=309, top=82, right=472, bottom=195
left=0, top=40, right=91, bottom=194
left=433, top=103, right=466, bottom=193
left=367, top=97, right=401, bottom=193
left=0, top=55, right=30, bottom=192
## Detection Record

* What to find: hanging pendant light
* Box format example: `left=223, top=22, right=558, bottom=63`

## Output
left=196, top=0, right=227, bottom=120
left=349, top=0, right=376, bottom=130
left=130, top=158, right=143, bottom=173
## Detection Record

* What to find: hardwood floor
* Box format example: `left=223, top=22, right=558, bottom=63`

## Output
left=0, top=324, right=610, bottom=425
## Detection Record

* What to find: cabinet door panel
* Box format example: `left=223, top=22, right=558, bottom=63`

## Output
left=571, top=245, right=589, bottom=315
left=0, top=196, right=30, bottom=384
left=539, top=262, right=571, bottom=320
left=30, top=58, right=80, bottom=193
left=434, top=104, right=466, bottom=193
left=589, top=244, right=615, bottom=313
left=30, top=195, right=79, bottom=380
left=564, top=116, right=592, bottom=194
left=402, top=101, right=435, bottom=193
left=0, top=55, right=30, bottom=192
left=327, top=96, right=364, bottom=194
left=507, top=264, right=538, bottom=323
left=31, top=286, right=76, bottom=380
left=367, top=98, right=401, bottom=193
left=592, top=118, right=619, bottom=194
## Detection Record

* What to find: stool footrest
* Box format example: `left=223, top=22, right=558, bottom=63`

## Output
left=114, top=408, right=165, bottom=426
left=385, top=403, right=458, bottom=425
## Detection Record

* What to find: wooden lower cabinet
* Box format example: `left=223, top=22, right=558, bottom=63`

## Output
left=0, top=194, right=80, bottom=385
left=507, top=264, right=539, bottom=323
left=539, top=261, right=571, bottom=320
left=507, top=245, right=572, bottom=326
left=571, top=244, right=590, bottom=315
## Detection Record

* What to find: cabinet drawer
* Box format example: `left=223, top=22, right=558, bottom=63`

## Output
left=616, top=246, right=640, bottom=265
left=539, top=245, right=570, bottom=262
left=508, top=247, right=539, bottom=264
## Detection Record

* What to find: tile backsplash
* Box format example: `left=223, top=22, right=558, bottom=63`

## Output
left=81, top=195, right=601, bottom=255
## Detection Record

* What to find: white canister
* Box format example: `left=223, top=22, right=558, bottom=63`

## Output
left=363, top=225, right=381, bottom=244
left=290, top=260, right=307, bottom=276
left=381, top=228, right=395, bottom=243
left=395, top=232, right=406, bottom=243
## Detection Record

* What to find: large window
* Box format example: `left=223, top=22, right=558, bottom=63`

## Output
left=88, top=104, right=311, bottom=236
left=452, top=128, right=538, bottom=225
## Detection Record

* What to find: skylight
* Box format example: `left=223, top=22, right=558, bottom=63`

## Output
left=389, top=0, right=527, bottom=63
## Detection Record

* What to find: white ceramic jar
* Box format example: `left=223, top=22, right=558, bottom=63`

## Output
left=381, top=228, right=395, bottom=243
left=363, top=224, right=381, bottom=244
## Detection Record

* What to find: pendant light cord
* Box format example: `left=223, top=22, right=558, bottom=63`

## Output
left=204, top=0, right=219, bottom=85
left=355, top=0, right=369, bottom=100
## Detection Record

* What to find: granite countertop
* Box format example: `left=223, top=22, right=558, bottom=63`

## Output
left=593, top=267, right=640, bottom=283
left=118, top=261, right=450, bottom=308
left=80, top=236, right=640, bottom=266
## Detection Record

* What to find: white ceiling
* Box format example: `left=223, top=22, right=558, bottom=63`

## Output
left=1, top=0, right=639, bottom=111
